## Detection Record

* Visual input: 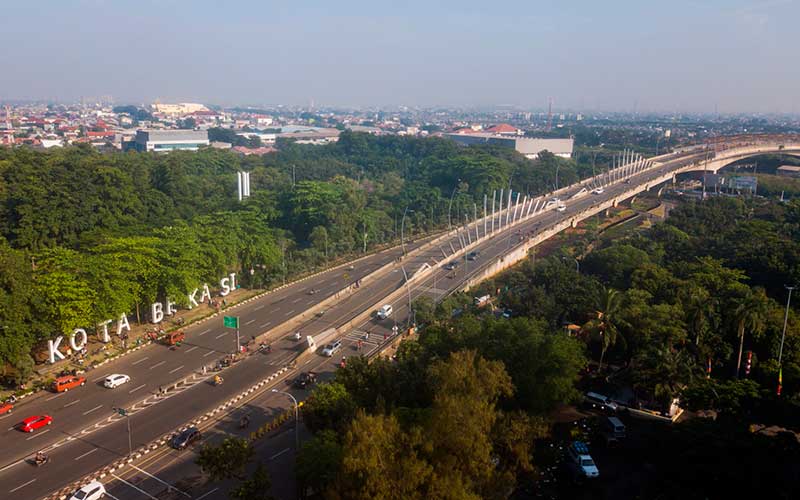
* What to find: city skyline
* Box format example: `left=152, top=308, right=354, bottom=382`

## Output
left=1, top=0, right=799, bottom=113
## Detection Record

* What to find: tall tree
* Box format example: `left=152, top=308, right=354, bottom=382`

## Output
left=583, top=286, right=624, bottom=369
left=732, top=288, right=770, bottom=378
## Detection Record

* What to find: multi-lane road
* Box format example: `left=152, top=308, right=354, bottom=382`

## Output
left=0, top=146, right=731, bottom=499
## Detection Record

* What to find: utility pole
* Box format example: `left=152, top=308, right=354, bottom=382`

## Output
left=271, top=390, right=299, bottom=450
left=113, top=407, right=132, bottom=455
left=401, top=206, right=414, bottom=255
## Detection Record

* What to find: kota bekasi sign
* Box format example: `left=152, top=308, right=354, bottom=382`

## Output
left=47, top=272, right=236, bottom=364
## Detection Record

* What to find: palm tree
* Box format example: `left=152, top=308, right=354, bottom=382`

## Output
left=583, top=286, right=624, bottom=370
left=732, top=288, right=769, bottom=378
left=682, top=286, right=712, bottom=347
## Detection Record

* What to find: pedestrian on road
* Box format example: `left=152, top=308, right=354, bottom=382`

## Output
left=202, top=365, right=207, bottom=375
left=158, top=385, right=163, bottom=396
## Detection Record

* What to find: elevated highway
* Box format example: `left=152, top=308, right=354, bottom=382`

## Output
left=2, top=134, right=798, bottom=499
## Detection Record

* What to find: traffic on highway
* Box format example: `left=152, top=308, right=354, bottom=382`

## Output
left=0, top=142, right=781, bottom=499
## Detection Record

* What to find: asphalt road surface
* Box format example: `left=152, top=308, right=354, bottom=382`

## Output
left=1, top=148, right=715, bottom=499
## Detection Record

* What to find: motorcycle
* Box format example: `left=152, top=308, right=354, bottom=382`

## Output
left=293, top=332, right=302, bottom=341
left=213, top=376, right=224, bottom=386
left=32, top=454, right=49, bottom=467
left=239, top=416, right=250, bottom=429
left=259, top=343, right=272, bottom=353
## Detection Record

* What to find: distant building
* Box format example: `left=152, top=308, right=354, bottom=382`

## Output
left=128, top=129, right=209, bottom=152
left=276, top=126, right=340, bottom=145
left=151, top=102, right=208, bottom=116
left=445, top=132, right=573, bottom=159
left=777, top=165, right=800, bottom=178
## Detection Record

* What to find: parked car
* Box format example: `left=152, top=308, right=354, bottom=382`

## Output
left=600, top=416, right=626, bottom=445
left=566, top=441, right=600, bottom=479
left=584, top=392, right=618, bottom=412
left=322, top=340, right=342, bottom=357
left=52, top=375, right=86, bottom=393
left=68, top=480, right=106, bottom=500
left=294, top=372, right=318, bottom=389
left=0, top=401, right=13, bottom=415
left=444, top=261, right=459, bottom=271
left=103, top=374, right=131, bottom=389
left=19, top=415, right=52, bottom=433
left=171, top=426, right=202, bottom=450
left=377, top=304, right=393, bottom=319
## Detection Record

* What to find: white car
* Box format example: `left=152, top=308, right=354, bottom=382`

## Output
left=322, top=339, right=342, bottom=357
left=592, top=187, right=604, bottom=194
left=377, top=304, right=393, bottom=319
left=104, top=373, right=130, bottom=389
left=556, top=204, right=567, bottom=212
left=68, top=480, right=106, bottom=500
left=567, top=441, right=599, bottom=479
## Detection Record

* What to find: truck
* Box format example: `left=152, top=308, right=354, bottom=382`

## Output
left=566, top=441, right=600, bottom=479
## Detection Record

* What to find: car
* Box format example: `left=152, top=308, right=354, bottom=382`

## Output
left=467, top=251, right=480, bottom=261
left=19, top=415, right=52, bottom=433
left=68, top=480, right=106, bottom=500
left=294, top=372, right=318, bottom=389
left=600, top=416, right=626, bottom=445
left=103, top=373, right=131, bottom=389
left=376, top=304, right=393, bottom=319
left=556, top=204, right=567, bottom=212
left=566, top=441, right=600, bottom=479
left=592, top=187, right=604, bottom=195
left=322, top=340, right=342, bottom=357
left=584, top=392, right=618, bottom=412
left=0, top=401, right=12, bottom=415
left=52, top=374, right=86, bottom=393
left=171, top=426, right=202, bottom=450
left=444, top=261, right=459, bottom=271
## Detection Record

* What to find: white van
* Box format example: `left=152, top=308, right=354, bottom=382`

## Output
left=601, top=416, right=626, bottom=445
left=377, top=304, right=393, bottom=319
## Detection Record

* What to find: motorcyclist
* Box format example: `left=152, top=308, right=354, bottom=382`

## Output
left=35, top=451, right=47, bottom=464
left=214, top=375, right=223, bottom=386
left=239, top=415, right=250, bottom=429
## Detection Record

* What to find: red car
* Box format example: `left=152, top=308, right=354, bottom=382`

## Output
left=19, top=415, right=52, bottom=433
left=0, top=402, right=12, bottom=415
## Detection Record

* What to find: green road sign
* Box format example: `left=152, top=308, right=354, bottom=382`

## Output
left=223, top=316, right=239, bottom=329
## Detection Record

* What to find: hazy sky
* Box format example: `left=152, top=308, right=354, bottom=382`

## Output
left=2, top=0, right=798, bottom=112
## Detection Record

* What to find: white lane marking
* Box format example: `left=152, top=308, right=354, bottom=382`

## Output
left=74, top=448, right=98, bottom=461
left=254, top=304, right=265, bottom=311
left=83, top=405, right=103, bottom=416
left=149, top=361, right=166, bottom=370
left=45, top=393, right=64, bottom=401
left=130, top=465, right=191, bottom=497
left=93, top=373, right=111, bottom=382
left=195, top=488, right=219, bottom=500
left=64, top=399, right=81, bottom=408
left=26, top=429, right=50, bottom=440
left=203, top=350, right=216, bottom=357
left=291, top=297, right=302, bottom=304
left=104, top=491, right=122, bottom=500
left=199, top=328, right=211, bottom=336
left=132, top=356, right=150, bottom=366
left=9, top=478, right=36, bottom=493
left=168, top=365, right=184, bottom=374
left=260, top=322, right=271, bottom=328
left=185, top=346, right=198, bottom=353
left=285, top=309, right=296, bottom=316
left=215, top=332, right=227, bottom=339
left=270, top=447, right=291, bottom=460
left=128, top=384, right=146, bottom=394
left=245, top=319, right=255, bottom=325
left=111, top=474, right=159, bottom=500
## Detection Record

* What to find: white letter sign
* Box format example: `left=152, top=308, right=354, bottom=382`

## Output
left=188, top=289, right=199, bottom=309
left=98, top=320, right=112, bottom=343
left=117, top=313, right=131, bottom=336
left=48, top=337, right=66, bottom=364
left=199, top=284, right=211, bottom=305
left=70, top=328, right=88, bottom=351
left=151, top=302, right=164, bottom=324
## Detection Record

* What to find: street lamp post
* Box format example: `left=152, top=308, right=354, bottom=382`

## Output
left=272, top=389, right=299, bottom=450
left=778, top=285, right=796, bottom=366
left=447, top=181, right=460, bottom=231
left=401, top=207, right=414, bottom=256
left=113, top=407, right=132, bottom=455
